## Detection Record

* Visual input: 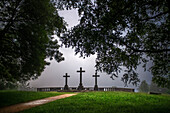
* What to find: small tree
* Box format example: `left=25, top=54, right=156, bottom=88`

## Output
left=150, top=81, right=170, bottom=94
left=138, top=80, right=149, bottom=92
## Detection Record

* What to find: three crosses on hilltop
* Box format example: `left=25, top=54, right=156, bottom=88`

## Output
left=63, top=67, right=100, bottom=91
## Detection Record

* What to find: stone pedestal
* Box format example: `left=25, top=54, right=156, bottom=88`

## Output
left=77, top=83, right=84, bottom=90
left=64, top=85, right=69, bottom=90
left=94, top=85, right=98, bottom=91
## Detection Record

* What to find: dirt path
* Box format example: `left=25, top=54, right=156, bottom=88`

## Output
left=0, top=93, right=77, bottom=113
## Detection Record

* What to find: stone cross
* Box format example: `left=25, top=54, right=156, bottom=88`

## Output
left=92, top=70, right=100, bottom=91
left=63, top=73, right=70, bottom=90
left=77, top=67, right=85, bottom=90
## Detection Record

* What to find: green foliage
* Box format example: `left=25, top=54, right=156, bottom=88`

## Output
left=61, top=0, right=170, bottom=87
left=21, top=92, right=170, bottom=113
left=0, top=90, right=66, bottom=108
left=138, top=80, right=149, bottom=92
left=0, top=79, right=18, bottom=90
left=0, top=0, right=66, bottom=83
left=150, top=81, right=170, bottom=94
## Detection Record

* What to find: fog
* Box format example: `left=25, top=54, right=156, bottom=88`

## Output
left=29, top=9, right=152, bottom=89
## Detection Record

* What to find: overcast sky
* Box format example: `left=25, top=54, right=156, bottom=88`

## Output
left=30, top=9, right=153, bottom=89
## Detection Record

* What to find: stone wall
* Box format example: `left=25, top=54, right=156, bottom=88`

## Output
left=37, top=87, right=134, bottom=92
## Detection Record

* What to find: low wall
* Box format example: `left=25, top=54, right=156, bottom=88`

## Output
left=37, top=87, right=134, bottom=92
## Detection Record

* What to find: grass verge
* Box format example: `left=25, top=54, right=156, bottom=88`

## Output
left=0, top=90, right=67, bottom=108
left=20, top=91, right=170, bottom=113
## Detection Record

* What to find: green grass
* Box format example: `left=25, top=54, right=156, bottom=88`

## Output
left=0, top=90, right=67, bottom=108
left=20, top=91, right=170, bottom=113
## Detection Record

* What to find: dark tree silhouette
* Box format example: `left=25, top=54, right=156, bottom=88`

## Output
left=0, top=0, right=66, bottom=83
left=60, top=0, right=170, bottom=87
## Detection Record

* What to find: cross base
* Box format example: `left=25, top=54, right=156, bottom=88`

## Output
left=77, top=83, right=84, bottom=90
left=94, top=85, right=99, bottom=91
left=64, top=85, right=69, bottom=90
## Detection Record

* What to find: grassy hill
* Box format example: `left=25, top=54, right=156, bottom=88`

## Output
left=19, top=91, right=170, bottom=113
left=0, top=90, right=66, bottom=108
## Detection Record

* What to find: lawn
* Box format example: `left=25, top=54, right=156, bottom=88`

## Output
left=20, top=91, right=170, bottom=113
left=0, top=90, right=67, bottom=108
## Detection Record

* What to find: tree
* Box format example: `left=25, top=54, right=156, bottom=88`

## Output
left=60, top=0, right=170, bottom=87
left=0, top=79, right=18, bottom=90
left=150, top=81, right=170, bottom=94
left=0, top=0, right=66, bottom=83
left=138, top=80, right=149, bottom=92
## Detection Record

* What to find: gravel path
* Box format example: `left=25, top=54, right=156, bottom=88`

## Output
left=0, top=93, right=77, bottom=113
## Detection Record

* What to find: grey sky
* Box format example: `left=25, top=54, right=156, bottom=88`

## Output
left=30, top=9, right=152, bottom=89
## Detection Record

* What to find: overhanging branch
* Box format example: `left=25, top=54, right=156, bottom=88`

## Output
left=140, top=11, right=169, bottom=21
left=119, top=39, right=170, bottom=53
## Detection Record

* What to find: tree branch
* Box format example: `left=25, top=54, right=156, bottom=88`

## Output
left=119, top=38, right=170, bottom=53
left=132, top=48, right=170, bottom=53
left=140, top=11, right=169, bottom=21
left=0, top=0, right=23, bottom=40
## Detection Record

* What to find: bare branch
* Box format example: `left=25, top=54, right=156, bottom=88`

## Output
left=140, top=11, right=169, bottom=21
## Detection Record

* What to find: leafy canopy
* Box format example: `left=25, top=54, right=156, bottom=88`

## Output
left=60, top=0, right=170, bottom=87
left=0, top=0, right=66, bottom=83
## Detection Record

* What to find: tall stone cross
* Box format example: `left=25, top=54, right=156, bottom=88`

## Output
left=63, top=73, right=70, bottom=90
left=77, top=67, right=85, bottom=90
left=92, top=70, right=100, bottom=91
